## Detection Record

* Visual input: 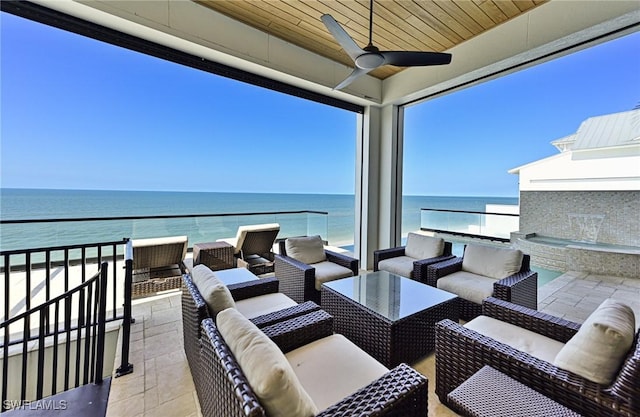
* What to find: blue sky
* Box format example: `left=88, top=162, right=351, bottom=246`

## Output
left=1, top=12, right=639, bottom=197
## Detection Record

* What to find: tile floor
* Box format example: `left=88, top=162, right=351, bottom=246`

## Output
left=105, top=271, right=640, bottom=417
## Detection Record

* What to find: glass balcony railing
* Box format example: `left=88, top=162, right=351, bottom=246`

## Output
left=0, top=210, right=329, bottom=258
left=420, top=207, right=519, bottom=242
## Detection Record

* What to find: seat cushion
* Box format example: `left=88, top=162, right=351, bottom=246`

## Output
left=377, top=256, right=415, bottom=278
left=285, top=334, right=388, bottom=411
left=462, top=244, right=524, bottom=280
left=191, top=264, right=236, bottom=315
left=285, top=235, right=327, bottom=265
left=216, top=308, right=318, bottom=417
left=465, top=315, right=565, bottom=363
left=437, top=271, right=495, bottom=305
left=235, top=293, right=298, bottom=320
left=554, top=299, right=636, bottom=385
left=405, top=233, right=444, bottom=260
left=313, top=261, right=354, bottom=291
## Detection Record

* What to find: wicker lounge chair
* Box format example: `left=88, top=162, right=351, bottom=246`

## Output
left=199, top=310, right=428, bottom=417
left=181, top=267, right=320, bottom=403
left=435, top=297, right=639, bottom=417
left=275, top=236, right=359, bottom=304
left=374, top=233, right=454, bottom=280
left=425, top=244, right=537, bottom=319
left=217, top=223, right=280, bottom=274
left=131, top=235, right=188, bottom=296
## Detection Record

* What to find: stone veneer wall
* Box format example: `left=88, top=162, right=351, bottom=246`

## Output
left=515, top=191, right=640, bottom=278
left=519, top=191, right=640, bottom=246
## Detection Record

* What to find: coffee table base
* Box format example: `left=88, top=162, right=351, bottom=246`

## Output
left=322, top=286, right=459, bottom=368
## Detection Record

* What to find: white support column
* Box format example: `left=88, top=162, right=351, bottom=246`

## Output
left=356, top=104, right=404, bottom=270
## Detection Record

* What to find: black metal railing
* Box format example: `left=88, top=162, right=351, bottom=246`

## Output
left=420, top=207, right=519, bottom=243
left=0, top=263, right=108, bottom=412
left=0, top=239, right=134, bottom=412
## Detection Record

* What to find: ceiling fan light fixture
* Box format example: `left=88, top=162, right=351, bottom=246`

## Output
left=355, top=53, right=385, bottom=70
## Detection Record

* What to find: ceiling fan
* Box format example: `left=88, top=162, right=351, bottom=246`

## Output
left=321, top=0, right=452, bottom=90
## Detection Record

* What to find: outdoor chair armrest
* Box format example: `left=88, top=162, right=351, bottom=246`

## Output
left=325, top=250, right=359, bottom=275
left=413, top=254, right=457, bottom=283
left=261, top=310, right=334, bottom=353
left=425, top=257, right=463, bottom=287
left=317, top=363, right=428, bottom=417
left=434, top=319, right=633, bottom=416
left=275, top=254, right=315, bottom=303
left=492, top=269, right=538, bottom=310
left=482, top=297, right=580, bottom=343
left=228, top=276, right=279, bottom=301
left=373, top=247, right=406, bottom=271
left=249, top=301, right=321, bottom=328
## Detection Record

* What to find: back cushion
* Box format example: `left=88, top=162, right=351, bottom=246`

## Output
left=405, top=233, right=445, bottom=260
left=191, top=264, right=236, bottom=315
left=462, top=245, right=524, bottom=280
left=217, top=308, right=318, bottom=417
left=554, top=299, right=636, bottom=385
left=285, top=235, right=327, bottom=265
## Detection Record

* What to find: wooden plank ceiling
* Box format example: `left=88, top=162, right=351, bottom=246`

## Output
left=196, top=0, right=547, bottom=79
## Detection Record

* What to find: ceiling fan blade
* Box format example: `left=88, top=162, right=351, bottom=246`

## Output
left=321, top=14, right=364, bottom=62
left=334, top=67, right=371, bottom=90
left=381, top=51, right=452, bottom=67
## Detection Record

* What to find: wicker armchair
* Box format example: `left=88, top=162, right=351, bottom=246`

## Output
left=435, top=297, right=639, bottom=417
left=425, top=244, right=537, bottom=319
left=199, top=312, right=428, bottom=417
left=275, top=238, right=359, bottom=304
left=181, top=273, right=320, bottom=403
left=374, top=233, right=454, bottom=281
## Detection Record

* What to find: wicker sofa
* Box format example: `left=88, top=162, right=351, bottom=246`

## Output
left=435, top=297, right=639, bottom=417
left=374, top=233, right=454, bottom=280
left=181, top=269, right=320, bottom=404
left=199, top=309, right=428, bottom=416
left=425, top=244, right=537, bottom=319
left=275, top=237, right=359, bottom=304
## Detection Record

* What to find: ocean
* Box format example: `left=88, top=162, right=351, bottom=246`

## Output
left=0, top=188, right=518, bottom=252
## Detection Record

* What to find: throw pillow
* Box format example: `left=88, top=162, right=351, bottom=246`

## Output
left=461, top=244, right=523, bottom=279
left=285, top=235, right=327, bottom=265
left=191, top=264, right=236, bottom=315
left=405, top=232, right=444, bottom=260
left=217, top=308, right=318, bottom=417
left=554, top=299, right=636, bottom=385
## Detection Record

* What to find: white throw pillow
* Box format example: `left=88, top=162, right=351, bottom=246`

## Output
left=216, top=308, right=318, bottom=417
left=461, top=244, right=523, bottom=280
left=405, top=233, right=444, bottom=260
left=191, top=264, right=236, bottom=315
left=285, top=235, right=327, bottom=265
left=554, top=299, right=636, bottom=385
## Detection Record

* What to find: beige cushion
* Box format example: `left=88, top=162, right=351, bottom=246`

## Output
left=377, top=256, right=414, bottom=278
left=313, top=261, right=354, bottom=291
left=191, top=264, right=236, bottom=315
left=235, top=293, right=297, bottom=319
left=405, top=233, right=444, bottom=260
left=462, top=245, right=524, bottom=280
left=216, top=308, right=318, bottom=417
left=465, top=315, right=565, bottom=363
left=437, top=271, right=495, bottom=305
left=554, top=299, right=636, bottom=385
left=285, top=236, right=327, bottom=265
left=285, top=334, right=388, bottom=411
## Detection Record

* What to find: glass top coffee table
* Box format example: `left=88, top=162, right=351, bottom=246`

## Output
left=321, top=271, right=459, bottom=367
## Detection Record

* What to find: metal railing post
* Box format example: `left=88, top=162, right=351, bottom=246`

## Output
left=93, top=263, right=108, bottom=385
left=115, top=240, right=134, bottom=377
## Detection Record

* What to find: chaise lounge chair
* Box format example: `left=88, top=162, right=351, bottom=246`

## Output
left=131, top=235, right=188, bottom=296
left=217, top=223, right=280, bottom=274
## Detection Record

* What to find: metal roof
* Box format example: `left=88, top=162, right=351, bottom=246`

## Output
left=571, top=109, right=640, bottom=151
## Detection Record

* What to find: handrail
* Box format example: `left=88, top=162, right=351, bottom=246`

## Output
left=420, top=207, right=519, bottom=243
left=420, top=207, right=519, bottom=217
left=1, top=263, right=108, bottom=411
left=0, top=210, right=329, bottom=224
